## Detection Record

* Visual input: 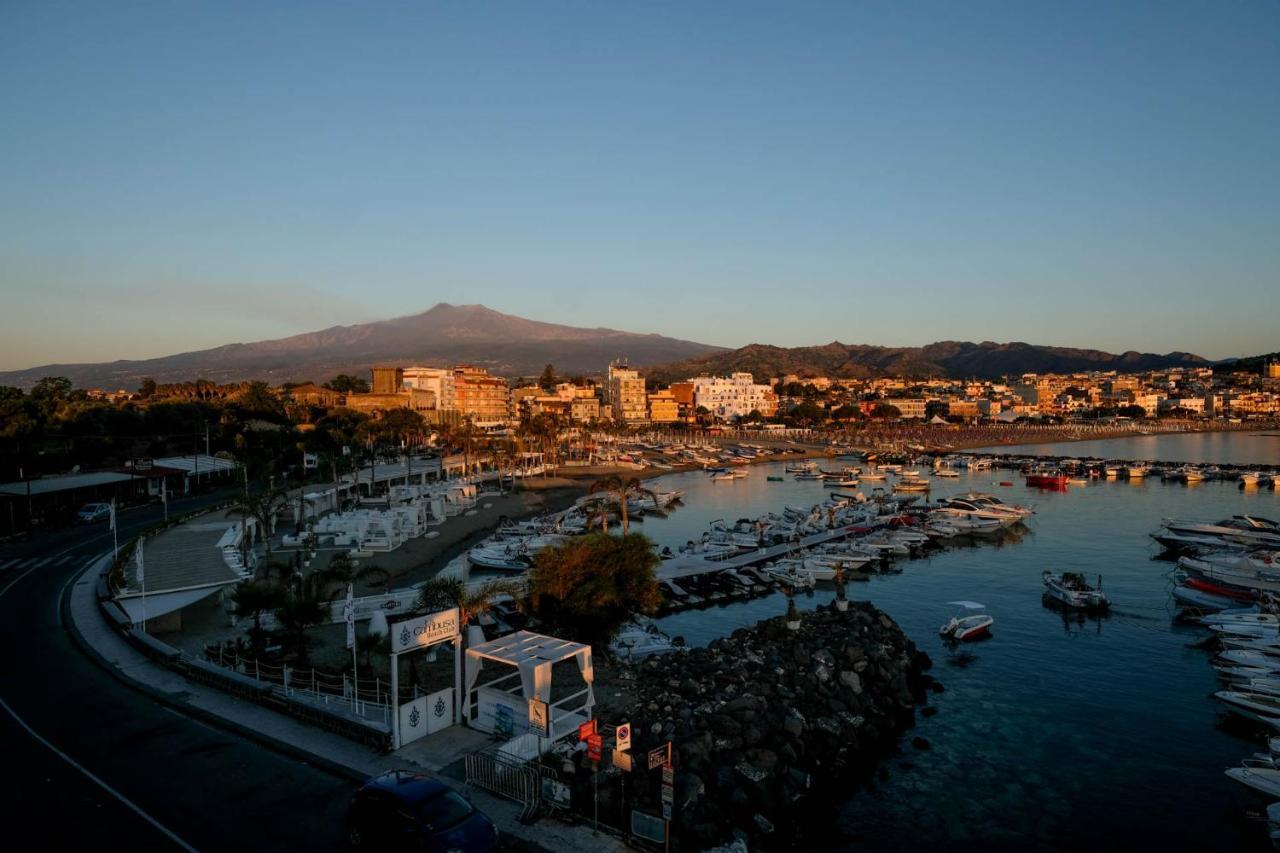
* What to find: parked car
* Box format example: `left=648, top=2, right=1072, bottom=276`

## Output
left=347, top=771, right=499, bottom=852
left=76, top=503, right=112, bottom=524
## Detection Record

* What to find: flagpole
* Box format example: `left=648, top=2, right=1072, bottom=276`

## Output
left=137, top=537, right=147, bottom=633
left=345, top=584, right=358, bottom=712
left=110, top=499, right=118, bottom=561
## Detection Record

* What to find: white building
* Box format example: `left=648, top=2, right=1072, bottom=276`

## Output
left=402, top=367, right=455, bottom=412
left=690, top=373, right=778, bottom=421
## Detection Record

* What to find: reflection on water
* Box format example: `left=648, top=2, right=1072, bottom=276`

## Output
left=974, top=429, right=1280, bottom=467
left=639, top=436, right=1279, bottom=849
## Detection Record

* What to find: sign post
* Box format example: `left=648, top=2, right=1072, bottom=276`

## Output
left=528, top=697, right=549, bottom=754
left=389, top=607, right=461, bottom=749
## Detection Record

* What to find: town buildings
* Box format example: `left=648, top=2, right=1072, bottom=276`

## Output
left=606, top=360, right=649, bottom=424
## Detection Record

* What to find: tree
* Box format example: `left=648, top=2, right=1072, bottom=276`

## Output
left=324, top=374, right=370, bottom=394
left=586, top=474, right=656, bottom=535
left=225, top=488, right=289, bottom=554
left=539, top=364, right=557, bottom=392
left=229, top=580, right=284, bottom=656
left=321, top=553, right=390, bottom=597
left=871, top=402, right=901, bottom=419
left=139, top=377, right=157, bottom=398
left=273, top=571, right=329, bottom=667
left=526, top=533, right=662, bottom=648
left=414, top=576, right=522, bottom=641
left=831, top=404, right=863, bottom=422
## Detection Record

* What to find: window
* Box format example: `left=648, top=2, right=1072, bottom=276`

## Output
left=417, top=790, right=474, bottom=830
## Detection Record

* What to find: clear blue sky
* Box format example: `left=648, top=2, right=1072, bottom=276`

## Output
left=2, top=1, right=1277, bottom=370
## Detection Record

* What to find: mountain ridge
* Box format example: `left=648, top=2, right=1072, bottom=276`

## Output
left=642, top=340, right=1212, bottom=384
left=0, top=303, right=722, bottom=389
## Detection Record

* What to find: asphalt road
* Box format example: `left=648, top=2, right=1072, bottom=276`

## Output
left=0, top=495, right=356, bottom=852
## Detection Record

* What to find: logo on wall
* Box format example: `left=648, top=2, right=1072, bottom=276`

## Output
left=399, top=626, right=411, bottom=646
left=409, top=706, right=421, bottom=728
left=434, top=697, right=447, bottom=718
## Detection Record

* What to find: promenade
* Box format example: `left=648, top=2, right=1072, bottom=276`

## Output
left=68, top=554, right=623, bottom=853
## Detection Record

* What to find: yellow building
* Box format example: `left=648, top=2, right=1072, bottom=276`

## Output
left=648, top=390, right=680, bottom=423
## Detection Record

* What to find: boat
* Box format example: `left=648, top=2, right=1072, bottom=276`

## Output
left=1025, top=466, right=1069, bottom=488
left=939, top=601, right=993, bottom=642
left=1042, top=571, right=1110, bottom=611
left=1173, top=584, right=1247, bottom=612
left=1226, top=766, right=1280, bottom=798
left=935, top=468, right=961, bottom=479
left=610, top=618, right=682, bottom=661
left=1215, top=691, right=1280, bottom=728
left=767, top=475, right=785, bottom=482
left=1126, top=464, right=1150, bottom=479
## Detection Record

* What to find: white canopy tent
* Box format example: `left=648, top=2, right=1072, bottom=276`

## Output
left=464, top=631, right=594, bottom=746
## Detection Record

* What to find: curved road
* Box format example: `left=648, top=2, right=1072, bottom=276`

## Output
left=0, top=495, right=354, bottom=851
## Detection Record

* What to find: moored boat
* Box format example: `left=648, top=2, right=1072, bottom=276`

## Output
left=1042, top=571, right=1110, bottom=611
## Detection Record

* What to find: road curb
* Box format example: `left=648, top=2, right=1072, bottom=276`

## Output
left=61, top=558, right=368, bottom=786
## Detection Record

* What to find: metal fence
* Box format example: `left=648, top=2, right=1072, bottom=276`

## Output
left=464, top=745, right=547, bottom=822
left=200, top=645, right=416, bottom=724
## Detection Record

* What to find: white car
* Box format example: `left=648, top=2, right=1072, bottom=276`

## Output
left=76, top=502, right=112, bottom=524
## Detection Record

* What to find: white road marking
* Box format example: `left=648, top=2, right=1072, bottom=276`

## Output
left=0, top=549, right=198, bottom=852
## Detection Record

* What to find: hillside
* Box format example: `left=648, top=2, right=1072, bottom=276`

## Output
left=0, top=304, right=723, bottom=390
left=643, top=340, right=1211, bottom=384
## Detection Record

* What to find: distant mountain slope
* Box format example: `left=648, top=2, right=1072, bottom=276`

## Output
left=0, top=304, right=723, bottom=390
left=1212, top=351, right=1279, bottom=375
left=644, top=340, right=1211, bottom=384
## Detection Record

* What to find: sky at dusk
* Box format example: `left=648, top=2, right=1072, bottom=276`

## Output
left=1, top=1, right=1277, bottom=370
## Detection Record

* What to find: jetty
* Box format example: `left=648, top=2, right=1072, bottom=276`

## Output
left=658, top=522, right=875, bottom=580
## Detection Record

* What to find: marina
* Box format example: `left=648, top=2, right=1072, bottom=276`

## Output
left=616, top=433, right=1280, bottom=849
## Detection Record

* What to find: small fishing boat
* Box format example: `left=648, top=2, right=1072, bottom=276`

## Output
left=939, top=601, right=993, bottom=642
left=1042, top=571, right=1110, bottom=611
left=1173, top=584, right=1249, bottom=612
left=935, top=469, right=961, bottom=478
left=767, top=475, right=785, bottom=482
left=610, top=618, right=683, bottom=661
left=1025, top=467, right=1069, bottom=488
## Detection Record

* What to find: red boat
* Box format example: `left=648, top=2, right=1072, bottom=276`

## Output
left=1025, top=467, right=1069, bottom=488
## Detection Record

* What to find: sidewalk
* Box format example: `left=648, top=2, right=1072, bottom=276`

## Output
left=68, top=557, right=624, bottom=853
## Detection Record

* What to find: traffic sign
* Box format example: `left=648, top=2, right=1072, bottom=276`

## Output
left=662, top=764, right=674, bottom=785
left=648, top=743, right=670, bottom=770
left=615, top=722, right=631, bottom=752
left=612, top=749, right=632, bottom=772
left=662, top=802, right=673, bottom=820
left=528, top=698, right=549, bottom=738
left=587, top=733, right=603, bottom=762
left=661, top=783, right=674, bottom=805
left=578, top=719, right=597, bottom=742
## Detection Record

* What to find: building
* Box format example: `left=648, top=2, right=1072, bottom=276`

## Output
left=689, top=373, right=778, bottom=421
left=343, top=388, right=436, bottom=414
left=402, top=367, right=456, bottom=412
left=607, top=360, right=648, bottom=424
left=1267, top=361, right=1280, bottom=380
left=286, top=383, right=344, bottom=408
left=647, top=389, right=680, bottom=423
left=452, top=366, right=511, bottom=426
left=371, top=366, right=405, bottom=395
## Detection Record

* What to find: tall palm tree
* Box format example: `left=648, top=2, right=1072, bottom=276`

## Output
left=586, top=475, right=657, bottom=535
left=321, top=553, right=390, bottom=597
left=273, top=571, right=329, bottom=667
left=414, top=576, right=522, bottom=646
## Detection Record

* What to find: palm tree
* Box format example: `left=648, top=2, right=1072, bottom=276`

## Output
left=225, top=487, right=289, bottom=554
left=273, top=571, right=329, bottom=667
left=586, top=475, right=657, bottom=535
left=229, top=580, right=284, bottom=656
left=321, top=553, right=390, bottom=597
left=414, top=576, right=522, bottom=646
left=354, top=630, right=390, bottom=671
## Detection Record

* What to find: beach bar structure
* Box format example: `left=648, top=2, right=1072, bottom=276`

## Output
left=464, top=631, right=594, bottom=756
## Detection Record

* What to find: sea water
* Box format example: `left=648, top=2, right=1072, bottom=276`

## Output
left=636, top=434, right=1280, bottom=849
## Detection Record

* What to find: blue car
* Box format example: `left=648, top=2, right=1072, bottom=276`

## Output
left=347, top=771, right=499, bottom=852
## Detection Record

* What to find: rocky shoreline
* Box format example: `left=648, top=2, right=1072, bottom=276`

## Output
left=591, top=601, right=938, bottom=849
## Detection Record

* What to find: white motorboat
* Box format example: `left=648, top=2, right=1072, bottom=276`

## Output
left=1215, top=691, right=1280, bottom=728
left=1226, top=766, right=1280, bottom=798
left=610, top=618, right=682, bottom=661
left=764, top=564, right=817, bottom=590
left=467, top=545, right=532, bottom=572
left=1126, top=464, right=1150, bottom=479
left=1195, top=612, right=1280, bottom=627
left=939, top=601, right=993, bottom=642
left=1042, top=571, right=1110, bottom=610
left=935, top=469, right=960, bottom=478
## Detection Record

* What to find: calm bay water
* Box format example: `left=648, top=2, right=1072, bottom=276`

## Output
left=637, top=434, right=1280, bottom=850
left=975, top=429, right=1280, bottom=466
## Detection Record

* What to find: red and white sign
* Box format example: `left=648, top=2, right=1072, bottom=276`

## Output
left=578, top=719, right=597, bottom=742
left=615, top=722, right=631, bottom=752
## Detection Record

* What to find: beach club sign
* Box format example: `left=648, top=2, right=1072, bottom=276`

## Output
left=391, top=607, right=460, bottom=654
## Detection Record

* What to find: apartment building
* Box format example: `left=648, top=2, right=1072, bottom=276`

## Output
left=647, top=389, right=681, bottom=423
left=607, top=360, right=648, bottom=424
left=402, top=367, right=456, bottom=412
left=690, top=373, right=778, bottom=421
left=452, top=365, right=511, bottom=426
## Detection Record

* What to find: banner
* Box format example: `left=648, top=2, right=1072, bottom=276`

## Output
left=344, top=584, right=355, bottom=650
left=135, top=538, right=145, bottom=586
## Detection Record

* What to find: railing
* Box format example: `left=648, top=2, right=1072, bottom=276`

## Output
left=201, top=645, right=409, bottom=724
left=464, top=745, right=545, bottom=822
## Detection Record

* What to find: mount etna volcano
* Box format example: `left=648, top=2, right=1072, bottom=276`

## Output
left=0, top=304, right=722, bottom=389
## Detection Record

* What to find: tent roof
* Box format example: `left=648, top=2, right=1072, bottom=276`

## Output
left=466, top=630, right=589, bottom=667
